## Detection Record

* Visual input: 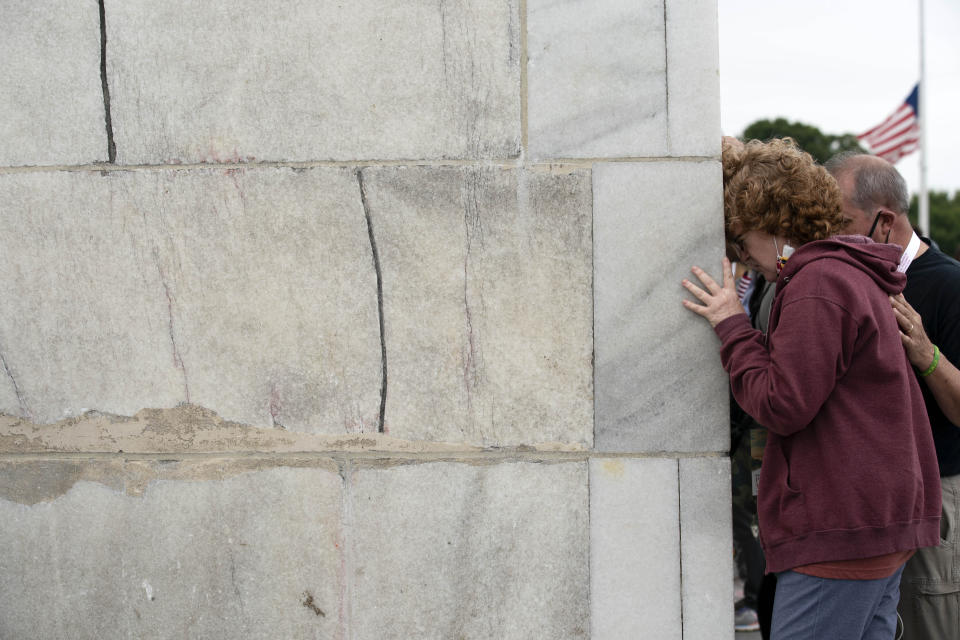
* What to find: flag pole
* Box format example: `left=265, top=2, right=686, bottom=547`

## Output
left=919, top=0, right=929, bottom=236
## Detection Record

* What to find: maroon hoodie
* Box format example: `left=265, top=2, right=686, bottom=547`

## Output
left=715, top=235, right=941, bottom=573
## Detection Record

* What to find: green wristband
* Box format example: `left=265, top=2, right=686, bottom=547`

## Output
left=920, top=345, right=940, bottom=378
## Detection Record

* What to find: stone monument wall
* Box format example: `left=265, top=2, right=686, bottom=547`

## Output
left=0, top=1, right=730, bottom=637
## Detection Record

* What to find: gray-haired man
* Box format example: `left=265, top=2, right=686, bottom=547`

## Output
left=828, top=152, right=960, bottom=637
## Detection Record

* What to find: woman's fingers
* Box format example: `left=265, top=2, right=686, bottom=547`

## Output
left=681, top=278, right=709, bottom=301
left=892, top=305, right=909, bottom=329
left=890, top=295, right=907, bottom=320
left=682, top=261, right=747, bottom=328
left=889, top=294, right=938, bottom=369
left=891, top=294, right=917, bottom=321
left=890, top=294, right=921, bottom=334
left=690, top=265, right=722, bottom=294
left=681, top=297, right=709, bottom=318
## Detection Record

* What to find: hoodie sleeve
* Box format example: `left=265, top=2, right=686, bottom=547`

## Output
left=714, top=294, right=858, bottom=436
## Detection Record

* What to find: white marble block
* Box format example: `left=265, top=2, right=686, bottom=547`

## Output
left=680, top=456, right=734, bottom=639
left=0, top=168, right=382, bottom=432
left=666, top=0, right=721, bottom=157
left=362, top=166, right=593, bottom=446
left=104, top=0, right=521, bottom=164
left=590, top=457, right=681, bottom=639
left=527, top=0, right=720, bottom=160
left=0, top=1, right=106, bottom=166
left=0, top=165, right=592, bottom=445
left=350, top=461, right=590, bottom=639
left=0, top=460, right=344, bottom=639
left=594, top=161, right=728, bottom=452
left=527, top=0, right=668, bottom=159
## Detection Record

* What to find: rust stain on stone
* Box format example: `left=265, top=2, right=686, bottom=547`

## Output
left=601, top=459, right=626, bottom=479
left=0, top=404, right=587, bottom=505
left=0, top=404, right=504, bottom=455
left=0, top=459, right=125, bottom=505
left=0, top=456, right=339, bottom=506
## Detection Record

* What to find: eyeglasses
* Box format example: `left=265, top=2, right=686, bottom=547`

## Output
left=729, top=233, right=747, bottom=258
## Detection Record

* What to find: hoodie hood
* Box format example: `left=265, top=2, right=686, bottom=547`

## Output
left=779, top=235, right=905, bottom=295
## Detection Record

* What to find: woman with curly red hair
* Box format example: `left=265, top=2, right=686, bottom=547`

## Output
left=683, top=138, right=941, bottom=639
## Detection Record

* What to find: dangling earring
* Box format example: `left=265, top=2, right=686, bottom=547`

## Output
left=774, top=237, right=794, bottom=274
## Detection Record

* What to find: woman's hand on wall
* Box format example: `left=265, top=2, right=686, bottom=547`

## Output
left=681, top=257, right=746, bottom=328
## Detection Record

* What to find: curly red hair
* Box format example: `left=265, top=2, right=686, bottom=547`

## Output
left=723, top=138, right=844, bottom=246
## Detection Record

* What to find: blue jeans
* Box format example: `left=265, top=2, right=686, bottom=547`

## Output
left=771, top=565, right=905, bottom=640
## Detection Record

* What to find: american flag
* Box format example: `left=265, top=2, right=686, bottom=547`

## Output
left=736, top=270, right=753, bottom=306
left=857, top=85, right=920, bottom=164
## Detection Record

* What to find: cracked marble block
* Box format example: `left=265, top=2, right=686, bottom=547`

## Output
left=0, top=0, right=106, bottom=166
left=361, top=166, right=593, bottom=446
left=0, top=168, right=381, bottom=432
left=527, top=0, right=668, bottom=159
left=590, top=458, right=681, bottom=640
left=350, top=461, right=589, bottom=639
left=105, top=0, right=521, bottom=164
left=594, top=161, right=728, bottom=452
left=0, top=460, right=343, bottom=640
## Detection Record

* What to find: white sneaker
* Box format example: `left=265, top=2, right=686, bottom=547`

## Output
left=734, top=606, right=760, bottom=632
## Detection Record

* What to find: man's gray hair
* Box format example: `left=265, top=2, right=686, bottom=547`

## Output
left=825, top=152, right=910, bottom=215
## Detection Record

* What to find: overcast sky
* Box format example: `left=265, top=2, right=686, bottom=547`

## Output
left=718, top=0, right=960, bottom=196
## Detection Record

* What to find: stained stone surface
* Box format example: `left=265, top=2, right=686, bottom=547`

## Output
left=0, top=1, right=106, bottom=166
left=1, top=2, right=737, bottom=640
left=362, top=166, right=593, bottom=446
left=350, top=461, right=590, bottom=639
left=590, top=458, right=681, bottom=639
left=0, top=460, right=343, bottom=640
left=527, top=0, right=668, bottom=159
left=0, top=405, right=492, bottom=455
left=680, top=457, right=734, bottom=639
left=593, top=161, right=728, bottom=452
left=104, top=0, right=521, bottom=164
left=0, top=168, right=382, bottom=432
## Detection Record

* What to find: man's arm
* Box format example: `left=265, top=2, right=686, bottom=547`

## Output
left=892, top=294, right=960, bottom=426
